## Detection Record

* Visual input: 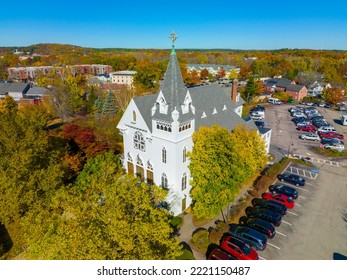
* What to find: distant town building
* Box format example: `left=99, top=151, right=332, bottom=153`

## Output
left=187, top=64, right=240, bottom=77
left=0, top=82, right=30, bottom=101
left=265, top=78, right=307, bottom=101
left=109, top=70, right=137, bottom=86
left=7, top=64, right=113, bottom=81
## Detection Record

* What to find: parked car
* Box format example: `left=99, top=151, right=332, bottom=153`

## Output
left=324, top=103, right=333, bottom=108
left=269, top=184, right=299, bottom=199
left=220, top=234, right=259, bottom=260
left=297, top=125, right=316, bottom=132
left=207, top=246, right=237, bottom=260
left=292, top=117, right=307, bottom=124
left=321, top=138, right=344, bottom=145
left=262, top=192, right=295, bottom=209
left=317, top=126, right=336, bottom=133
left=251, top=198, right=287, bottom=215
left=254, top=121, right=267, bottom=128
left=338, top=107, right=347, bottom=112
left=277, top=173, right=305, bottom=186
left=292, top=112, right=306, bottom=118
left=250, top=114, right=264, bottom=120
left=319, top=132, right=344, bottom=139
left=228, top=224, right=267, bottom=251
left=245, top=206, right=282, bottom=226
left=250, top=105, right=265, bottom=112
left=297, top=121, right=312, bottom=127
left=289, top=106, right=303, bottom=113
left=299, top=133, right=320, bottom=141
left=239, top=216, right=276, bottom=239
left=324, top=143, right=344, bottom=150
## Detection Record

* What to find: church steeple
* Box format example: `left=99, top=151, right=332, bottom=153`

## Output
left=169, top=31, right=178, bottom=56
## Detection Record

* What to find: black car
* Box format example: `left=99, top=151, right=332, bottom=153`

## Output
left=251, top=198, right=287, bottom=215
left=277, top=173, right=305, bottom=187
left=254, top=121, right=267, bottom=128
left=251, top=105, right=265, bottom=112
left=228, top=224, right=267, bottom=251
left=269, top=184, right=299, bottom=199
left=321, top=138, right=344, bottom=145
left=292, top=117, right=307, bottom=124
left=239, top=216, right=276, bottom=239
left=245, top=206, right=282, bottom=226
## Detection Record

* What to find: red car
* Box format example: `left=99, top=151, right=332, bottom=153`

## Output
left=298, top=125, right=316, bottom=132
left=207, top=246, right=237, bottom=260
left=262, top=193, right=295, bottom=209
left=220, top=235, right=259, bottom=260
left=318, top=132, right=344, bottom=139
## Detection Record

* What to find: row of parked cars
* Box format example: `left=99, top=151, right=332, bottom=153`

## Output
left=290, top=106, right=345, bottom=150
left=207, top=173, right=305, bottom=260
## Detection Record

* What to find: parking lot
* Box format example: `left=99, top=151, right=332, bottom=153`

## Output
left=257, top=104, right=347, bottom=259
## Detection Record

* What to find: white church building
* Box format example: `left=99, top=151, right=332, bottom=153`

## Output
left=117, top=33, right=271, bottom=216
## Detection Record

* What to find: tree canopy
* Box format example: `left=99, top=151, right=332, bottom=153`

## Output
left=188, top=124, right=267, bottom=220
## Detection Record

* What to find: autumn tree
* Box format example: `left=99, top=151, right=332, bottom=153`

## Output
left=217, top=67, right=226, bottom=78
left=21, top=152, right=182, bottom=260
left=0, top=104, right=66, bottom=253
left=188, top=125, right=267, bottom=220
left=323, top=87, right=345, bottom=104
left=200, top=68, right=209, bottom=80
left=133, top=60, right=163, bottom=90
left=228, top=69, right=238, bottom=79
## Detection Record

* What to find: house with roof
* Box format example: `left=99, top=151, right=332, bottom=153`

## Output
left=117, top=33, right=271, bottom=215
left=306, top=81, right=331, bottom=97
left=285, top=84, right=307, bottom=101
left=265, top=78, right=294, bottom=93
left=109, top=70, right=137, bottom=86
left=0, top=82, right=30, bottom=101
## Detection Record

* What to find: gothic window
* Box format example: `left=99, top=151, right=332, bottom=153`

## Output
left=183, top=147, right=187, bottom=163
left=136, top=155, right=143, bottom=166
left=133, top=131, right=145, bottom=151
left=132, top=110, right=136, bottom=122
left=181, top=173, right=187, bottom=191
left=147, top=160, right=153, bottom=171
left=161, top=173, right=168, bottom=189
left=162, top=147, right=167, bottom=163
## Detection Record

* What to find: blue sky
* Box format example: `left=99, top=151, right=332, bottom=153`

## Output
left=1, top=0, right=347, bottom=50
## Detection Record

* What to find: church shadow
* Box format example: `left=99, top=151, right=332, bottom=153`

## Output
left=0, top=223, right=13, bottom=257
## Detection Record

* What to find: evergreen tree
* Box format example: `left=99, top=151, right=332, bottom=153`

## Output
left=94, top=96, right=103, bottom=118
left=102, top=90, right=117, bottom=116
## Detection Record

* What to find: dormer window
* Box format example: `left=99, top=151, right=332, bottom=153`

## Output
left=212, top=108, right=217, bottom=114
left=201, top=112, right=206, bottom=119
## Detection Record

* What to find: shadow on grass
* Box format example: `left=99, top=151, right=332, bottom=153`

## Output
left=0, top=223, right=13, bottom=258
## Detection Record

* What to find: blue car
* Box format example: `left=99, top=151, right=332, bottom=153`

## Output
left=277, top=173, right=305, bottom=187
left=228, top=224, right=267, bottom=251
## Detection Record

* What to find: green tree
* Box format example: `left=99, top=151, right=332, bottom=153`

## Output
left=102, top=90, right=117, bottom=116
left=133, top=60, right=163, bottom=90
left=188, top=125, right=267, bottom=220
left=0, top=95, right=18, bottom=114
left=86, top=86, right=98, bottom=114
left=94, top=96, right=103, bottom=118
left=22, top=152, right=182, bottom=260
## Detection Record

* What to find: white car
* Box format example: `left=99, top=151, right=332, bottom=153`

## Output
left=324, top=143, right=344, bottom=150
left=317, top=126, right=336, bottom=133
left=299, top=133, right=320, bottom=141
left=250, top=114, right=264, bottom=120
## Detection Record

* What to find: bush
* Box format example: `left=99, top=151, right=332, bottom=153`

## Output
left=170, top=216, right=183, bottom=229
left=191, top=229, right=210, bottom=252
left=228, top=199, right=248, bottom=224
left=208, top=221, right=228, bottom=245
left=176, top=248, right=195, bottom=260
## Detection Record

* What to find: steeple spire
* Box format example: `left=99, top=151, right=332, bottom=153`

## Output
left=169, top=31, right=178, bottom=55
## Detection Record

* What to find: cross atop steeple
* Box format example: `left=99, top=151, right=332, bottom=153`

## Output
left=169, top=31, right=178, bottom=55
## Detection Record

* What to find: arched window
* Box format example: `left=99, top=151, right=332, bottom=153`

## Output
left=161, top=173, right=168, bottom=189
left=181, top=173, right=187, bottom=191
left=132, top=111, right=136, bottom=122
left=133, top=131, right=145, bottom=152
left=183, top=147, right=187, bottom=163
left=162, top=147, right=167, bottom=163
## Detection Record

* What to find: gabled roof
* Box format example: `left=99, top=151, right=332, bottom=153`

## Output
left=286, top=84, right=306, bottom=92
left=265, top=78, right=292, bottom=89
left=0, top=82, right=30, bottom=95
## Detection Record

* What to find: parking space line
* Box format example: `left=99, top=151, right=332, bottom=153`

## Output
left=295, top=203, right=302, bottom=207
left=287, top=210, right=298, bottom=216
left=297, top=187, right=310, bottom=193
left=267, top=242, right=280, bottom=250
left=259, top=256, right=266, bottom=260
left=282, top=220, right=292, bottom=226
left=299, top=195, right=306, bottom=199
left=276, top=231, right=287, bottom=237
left=306, top=182, right=313, bottom=186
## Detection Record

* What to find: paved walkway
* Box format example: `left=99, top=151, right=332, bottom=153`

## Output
left=178, top=186, right=252, bottom=260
